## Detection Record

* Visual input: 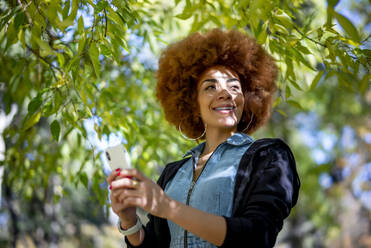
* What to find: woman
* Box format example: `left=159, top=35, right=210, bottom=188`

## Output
left=107, top=29, right=300, bottom=248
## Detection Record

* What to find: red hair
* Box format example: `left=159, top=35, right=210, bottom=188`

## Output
left=156, top=28, right=277, bottom=139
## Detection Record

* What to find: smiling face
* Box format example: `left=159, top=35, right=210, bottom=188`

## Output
left=197, top=65, right=245, bottom=133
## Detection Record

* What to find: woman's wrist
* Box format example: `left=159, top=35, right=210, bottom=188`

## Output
left=117, top=216, right=142, bottom=236
left=120, top=220, right=137, bottom=230
left=119, top=216, right=137, bottom=229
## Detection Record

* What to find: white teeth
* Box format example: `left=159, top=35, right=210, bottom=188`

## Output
left=214, top=107, right=234, bottom=111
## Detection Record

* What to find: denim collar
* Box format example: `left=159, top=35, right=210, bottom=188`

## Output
left=183, top=132, right=254, bottom=158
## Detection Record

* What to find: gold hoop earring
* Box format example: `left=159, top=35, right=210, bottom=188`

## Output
left=178, top=120, right=206, bottom=141
left=242, top=113, right=254, bottom=133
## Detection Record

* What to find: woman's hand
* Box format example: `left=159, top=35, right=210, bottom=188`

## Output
left=110, top=169, right=171, bottom=219
left=109, top=168, right=227, bottom=246
left=107, top=169, right=137, bottom=224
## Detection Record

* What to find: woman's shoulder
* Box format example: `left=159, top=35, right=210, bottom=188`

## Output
left=243, top=137, right=300, bottom=206
left=232, top=137, right=300, bottom=213
left=247, top=137, right=293, bottom=155
left=156, top=157, right=191, bottom=188
left=243, top=137, right=297, bottom=174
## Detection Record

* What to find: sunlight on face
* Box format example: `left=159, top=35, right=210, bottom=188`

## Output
left=197, top=65, right=245, bottom=133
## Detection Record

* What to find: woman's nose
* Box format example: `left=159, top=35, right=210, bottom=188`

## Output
left=217, top=87, right=232, bottom=100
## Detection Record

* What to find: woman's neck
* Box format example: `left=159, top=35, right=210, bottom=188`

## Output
left=203, top=127, right=237, bottom=154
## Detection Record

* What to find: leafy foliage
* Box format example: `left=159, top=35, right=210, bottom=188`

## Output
left=0, top=0, right=370, bottom=246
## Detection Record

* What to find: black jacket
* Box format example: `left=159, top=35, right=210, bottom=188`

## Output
left=126, top=138, right=301, bottom=247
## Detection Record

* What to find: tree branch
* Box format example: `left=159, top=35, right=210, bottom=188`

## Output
left=104, top=9, right=108, bottom=37
left=294, top=26, right=327, bottom=48
left=18, top=0, right=33, bottom=25
left=25, top=45, right=61, bottom=81
left=362, top=33, right=371, bottom=43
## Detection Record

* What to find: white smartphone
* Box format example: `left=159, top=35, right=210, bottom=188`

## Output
left=105, top=144, right=132, bottom=171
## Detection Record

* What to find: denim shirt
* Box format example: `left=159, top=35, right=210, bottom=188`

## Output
left=164, top=132, right=254, bottom=248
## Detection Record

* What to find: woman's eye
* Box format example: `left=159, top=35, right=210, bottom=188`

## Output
left=205, top=85, right=215, bottom=90
left=231, top=85, right=240, bottom=90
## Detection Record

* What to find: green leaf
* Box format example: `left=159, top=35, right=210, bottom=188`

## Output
left=57, top=53, right=65, bottom=67
left=292, top=49, right=315, bottom=70
left=77, top=15, right=84, bottom=34
left=94, top=123, right=102, bottom=140
left=89, top=42, right=100, bottom=78
left=78, top=32, right=86, bottom=54
left=50, top=120, right=61, bottom=142
left=62, top=0, right=71, bottom=19
left=317, top=28, right=323, bottom=40
left=289, top=79, right=302, bottom=91
left=80, top=172, right=89, bottom=188
left=28, top=96, right=42, bottom=115
left=272, top=23, right=289, bottom=35
left=108, top=7, right=126, bottom=30
left=86, top=0, right=94, bottom=6
left=100, top=43, right=111, bottom=57
left=5, top=20, right=18, bottom=49
left=285, top=58, right=296, bottom=81
left=14, top=12, right=25, bottom=29
left=175, top=10, right=193, bottom=20
left=361, top=49, right=371, bottom=57
left=23, top=112, right=41, bottom=130
left=209, top=15, right=222, bottom=27
left=310, top=70, right=324, bottom=90
left=66, top=55, right=80, bottom=72
left=287, top=100, right=303, bottom=110
left=360, top=74, right=370, bottom=94
left=297, top=43, right=311, bottom=54
left=35, top=37, right=54, bottom=56
left=95, top=0, right=109, bottom=13
left=334, top=11, right=360, bottom=42
left=274, top=9, right=293, bottom=28
left=285, top=85, right=291, bottom=99
left=327, top=0, right=339, bottom=8
left=325, top=70, right=336, bottom=80
left=257, top=22, right=268, bottom=44
left=273, top=97, right=281, bottom=108
left=43, top=100, right=54, bottom=117
left=277, top=109, right=287, bottom=117
left=60, top=0, right=78, bottom=30
left=0, top=7, right=21, bottom=32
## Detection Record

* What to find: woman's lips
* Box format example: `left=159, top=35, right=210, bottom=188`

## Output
left=212, top=106, right=236, bottom=114
left=215, top=110, right=233, bottom=114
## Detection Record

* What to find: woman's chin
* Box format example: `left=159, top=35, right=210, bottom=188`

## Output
left=213, top=122, right=238, bottom=131
left=221, top=120, right=238, bottom=128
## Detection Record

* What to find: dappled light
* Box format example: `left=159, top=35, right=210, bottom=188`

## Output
left=0, top=0, right=370, bottom=247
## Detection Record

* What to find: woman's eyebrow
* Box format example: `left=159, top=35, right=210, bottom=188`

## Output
left=227, top=78, right=239, bottom=82
left=201, top=78, right=217, bottom=84
left=201, top=77, right=239, bottom=84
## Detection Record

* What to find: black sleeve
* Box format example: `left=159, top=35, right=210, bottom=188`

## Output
left=220, top=139, right=300, bottom=248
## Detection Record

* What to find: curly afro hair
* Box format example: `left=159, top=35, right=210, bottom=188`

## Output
left=156, top=28, right=277, bottom=139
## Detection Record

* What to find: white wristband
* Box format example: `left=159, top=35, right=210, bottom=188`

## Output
left=117, top=216, right=142, bottom=236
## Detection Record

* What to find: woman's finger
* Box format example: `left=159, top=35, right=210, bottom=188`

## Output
left=120, top=196, right=143, bottom=209
left=112, top=200, right=127, bottom=212
left=106, top=168, right=122, bottom=184
left=118, top=169, right=146, bottom=181
left=117, top=188, right=142, bottom=203
left=112, top=186, right=141, bottom=199
left=111, top=177, right=140, bottom=190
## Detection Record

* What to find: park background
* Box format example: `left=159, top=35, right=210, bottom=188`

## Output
left=0, top=0, right=370, bottom=247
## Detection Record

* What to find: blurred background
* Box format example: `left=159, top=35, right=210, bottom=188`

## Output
left=0, top=0, right=370, bottom=247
